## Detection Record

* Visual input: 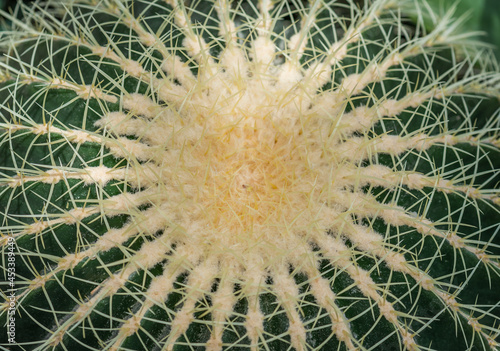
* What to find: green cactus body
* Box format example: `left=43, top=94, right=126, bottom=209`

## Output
left=0, top=0, right=499, bottom=350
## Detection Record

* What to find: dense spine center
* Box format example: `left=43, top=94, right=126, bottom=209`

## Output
left=154, top=96, right=316, bottom=250
left=201, top=123, right=299, bottom=233
left=191, top=92, right=320, bottom=240
left=130, top=43, right=331, bottom=245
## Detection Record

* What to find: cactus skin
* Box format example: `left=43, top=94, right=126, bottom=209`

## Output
left=0, top=0, right=499, bottom=350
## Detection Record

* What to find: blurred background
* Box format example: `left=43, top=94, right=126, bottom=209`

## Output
left=411, top=0, right=500, bottom=59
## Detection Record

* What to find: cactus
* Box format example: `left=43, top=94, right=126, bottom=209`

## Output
left=0, top=0, right=499, bottom=350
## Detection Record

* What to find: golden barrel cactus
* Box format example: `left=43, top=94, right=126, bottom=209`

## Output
left=0, top=0, right=499, bottom=350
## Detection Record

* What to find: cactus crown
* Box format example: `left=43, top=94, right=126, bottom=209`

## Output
left=0, top=0, right=499, bottom=350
